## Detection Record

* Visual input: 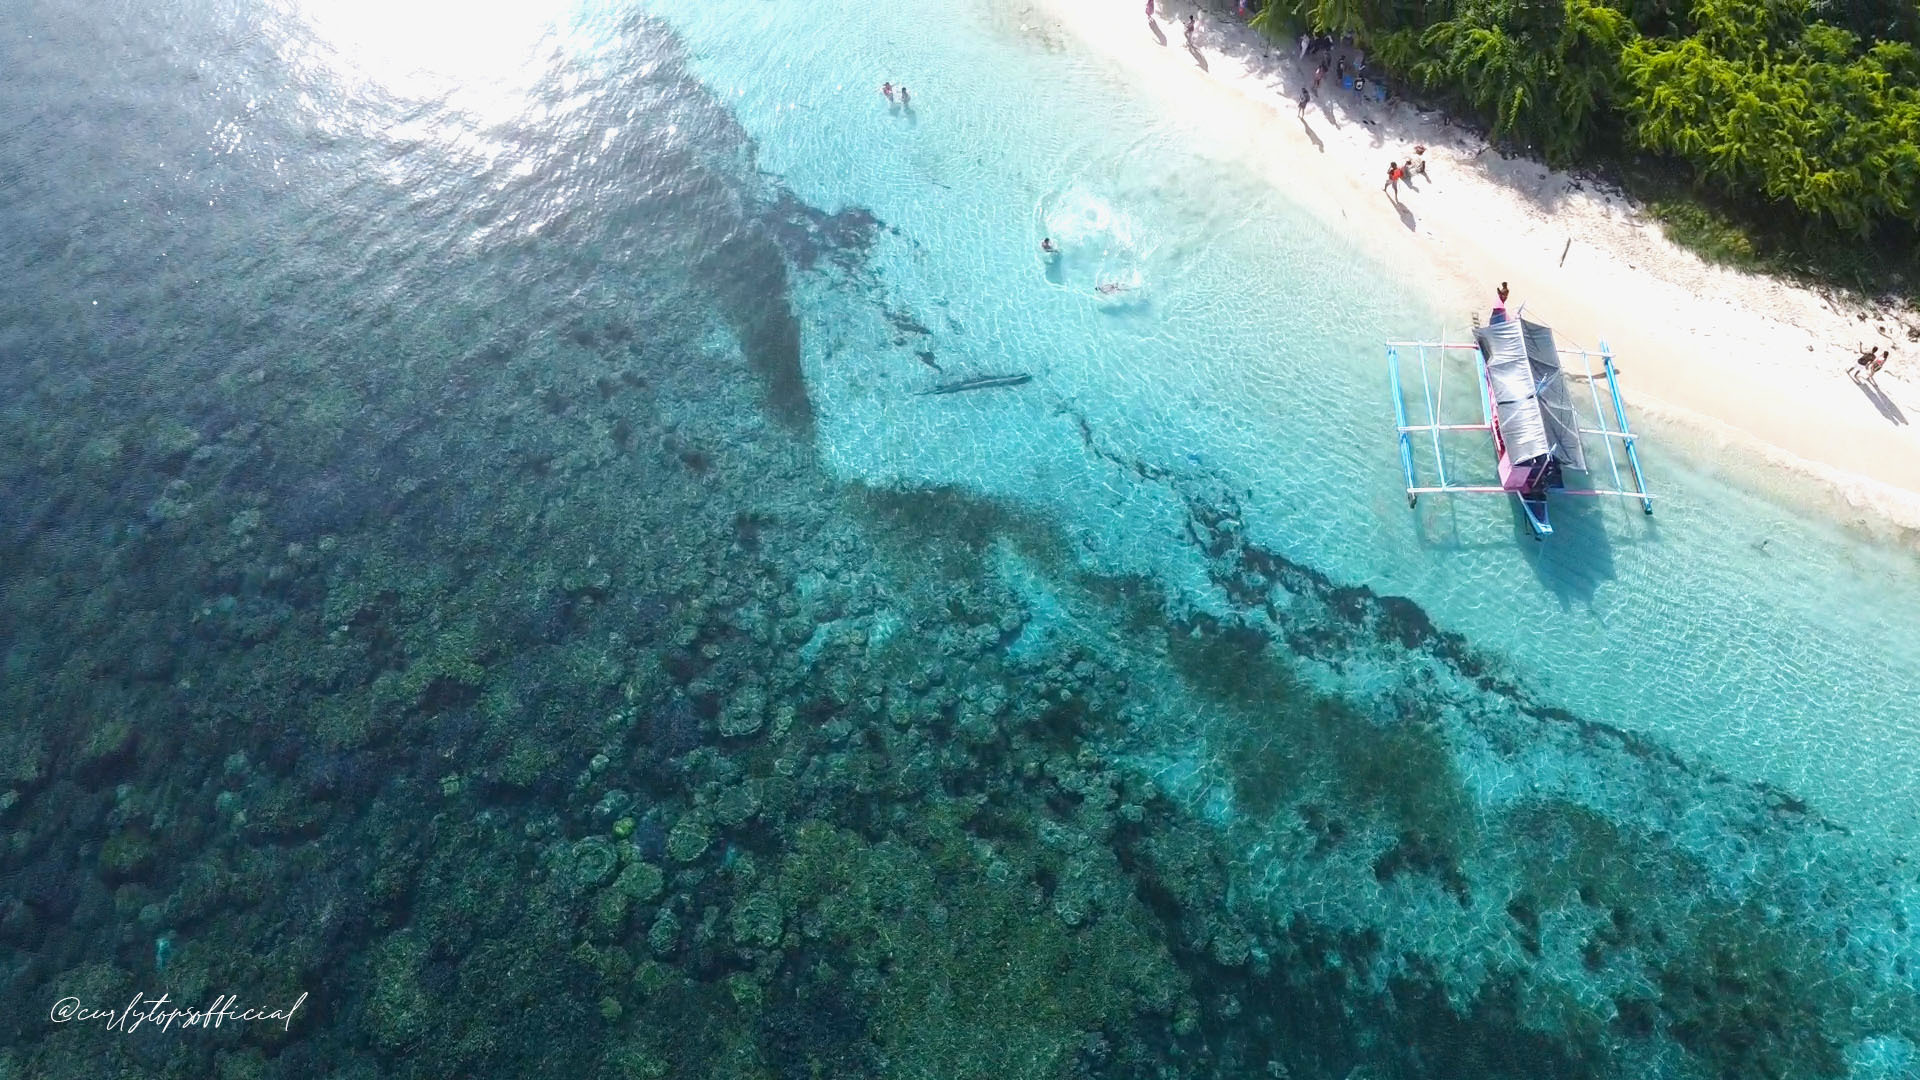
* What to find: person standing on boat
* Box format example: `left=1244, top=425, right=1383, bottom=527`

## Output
left=1490, top=282, right=1511, bottom=325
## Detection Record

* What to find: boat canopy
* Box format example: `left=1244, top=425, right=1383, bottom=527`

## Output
left=1472, top=318, right=1587, bottom=471
left=1521, top=319, right=1587, bottom=472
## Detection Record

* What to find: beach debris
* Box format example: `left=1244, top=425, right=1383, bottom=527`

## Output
left=919, top=373, right=1032, bottom=395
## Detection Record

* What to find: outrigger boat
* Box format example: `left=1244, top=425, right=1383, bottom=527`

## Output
left=1386, top=316, right=1653, bottom=538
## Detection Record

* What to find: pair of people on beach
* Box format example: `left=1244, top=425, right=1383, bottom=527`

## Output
left=1382, top=150, right=1430, bottom=197
left=880, top=81, right=911, bottom=106
left=1855, top=344, right=1894, bottom=381
left=1383, top=160, right=1407, bottom=199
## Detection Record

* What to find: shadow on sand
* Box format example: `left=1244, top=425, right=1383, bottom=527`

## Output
left=1853, top=372, right=1909, bottom=425
left=1393, top=199, right=1415, bottom=231
left=1150, top=20, right=1165, bottom=45
left=1299, top=115, right=1324, bottom=151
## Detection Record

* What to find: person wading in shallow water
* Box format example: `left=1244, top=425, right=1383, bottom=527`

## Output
left=898, top=85, right=910, bottom=106
left=881, top=81, right=894, bottom=102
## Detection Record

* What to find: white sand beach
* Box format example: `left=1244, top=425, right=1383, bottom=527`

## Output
left=1025, top=0, right=1920, bottom=536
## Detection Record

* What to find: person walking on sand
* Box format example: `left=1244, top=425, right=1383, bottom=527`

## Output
left=1313, top=62, right=1326, bottom=94
left=1297, top=86, right=1310, bottom=116
left=1871, top=348, right=1893, bottom=379
left=1184, top=13, right=1197, bottom=45
left=1383, top=161, right=1402, bottom=201
left=1298, top=32, right=1309, bottom=59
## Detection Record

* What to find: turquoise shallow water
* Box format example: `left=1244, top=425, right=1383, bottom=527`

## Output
left=643, top=0, right=1920, bottom=839
left=7, top=0, right=1920, bottom=1075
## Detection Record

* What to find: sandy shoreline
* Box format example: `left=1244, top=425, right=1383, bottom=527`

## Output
left=1026, top=0, right=1920, bottom=537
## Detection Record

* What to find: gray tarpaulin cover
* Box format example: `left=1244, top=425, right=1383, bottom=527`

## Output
left=1472, top=318, right=1587, bottom=471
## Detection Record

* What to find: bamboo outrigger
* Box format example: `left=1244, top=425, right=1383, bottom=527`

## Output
left=1386, top=317, right=1653, bottom=539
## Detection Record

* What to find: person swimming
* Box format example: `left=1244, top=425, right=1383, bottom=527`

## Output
left=1041, top=237, right=1058, bottom=254
left=1097, top=282, right=1132, bottom=294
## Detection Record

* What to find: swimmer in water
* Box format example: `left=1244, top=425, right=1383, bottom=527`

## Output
left=1041, top=237, right=1057, bottom=254
left=882, top=81, right=894, bottom=102
left=1097, top=282, right=1132, bottom=295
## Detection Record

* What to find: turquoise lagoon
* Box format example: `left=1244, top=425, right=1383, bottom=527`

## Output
left=640, top=0, right=1920, bottom=836
left=5, top=0, right=1920, bottom=1074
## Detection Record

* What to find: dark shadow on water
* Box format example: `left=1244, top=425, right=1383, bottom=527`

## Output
left=1512, top=493, right=1622, bottom=611
left=1852, top=372, right=1908, bottom=425
left=1043, top=254, right=1066, bottom=287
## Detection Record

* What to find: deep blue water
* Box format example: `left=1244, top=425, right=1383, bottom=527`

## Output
left=4, top=1, right=1920, bottom=1078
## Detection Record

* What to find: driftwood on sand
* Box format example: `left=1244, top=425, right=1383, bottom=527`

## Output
left=919, top=373, right=1032, bottom=395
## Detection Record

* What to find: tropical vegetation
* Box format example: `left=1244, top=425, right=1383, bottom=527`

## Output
left=1254, top=0, right=1920, bottom=285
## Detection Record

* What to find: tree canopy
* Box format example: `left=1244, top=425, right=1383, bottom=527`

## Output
left=1256, top=0, right=1920, bottom=237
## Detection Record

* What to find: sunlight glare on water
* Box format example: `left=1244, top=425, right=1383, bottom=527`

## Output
left=276, top=0, right=580, bottom=126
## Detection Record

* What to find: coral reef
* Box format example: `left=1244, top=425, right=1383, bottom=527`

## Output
left=1, top=9, right=1916, bottom=1080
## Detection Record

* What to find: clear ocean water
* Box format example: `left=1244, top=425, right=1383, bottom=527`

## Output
left=654, top=0, right=1920, bottom=832
left=5, top=0, right=1920, bottom=1076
